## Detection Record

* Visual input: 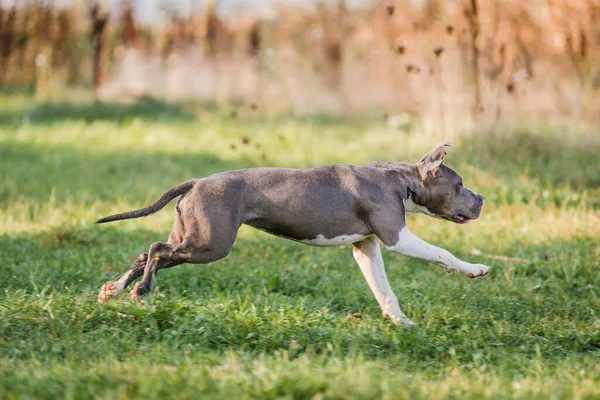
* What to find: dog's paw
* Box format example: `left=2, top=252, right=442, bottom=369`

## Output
left=392, top=316, right=417, bottom=326
left=130, top=282, right=148, bottom=302
left=465, top=263, right=489, bottom=279
left=98, top=282, right=123, bottom=303
left=383, top=312, right=417, bottom=326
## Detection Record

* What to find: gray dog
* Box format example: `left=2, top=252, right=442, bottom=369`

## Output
left=97, top=142, right=488, bottom=325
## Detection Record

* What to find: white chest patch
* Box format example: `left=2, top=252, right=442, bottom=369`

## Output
left=299, top=234, right=371, bottom=247
left=404, top=198, right=435, bottom=216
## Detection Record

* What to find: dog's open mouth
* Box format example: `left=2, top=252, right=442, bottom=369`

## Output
left=452, top=214, right=471, bottom=224
left=439, top=214, right=473, bottom=224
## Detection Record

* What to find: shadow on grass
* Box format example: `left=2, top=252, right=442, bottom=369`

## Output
left=0, top=98, right=206, bottom=127
left=0, top=97, right=365, bottom=128
left=0, top=140, right=250, bottom=208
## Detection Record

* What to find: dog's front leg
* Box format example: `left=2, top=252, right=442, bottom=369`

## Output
left=385, top=227, right=489, bottom=278
left=353, top=236, right=416, bottom=326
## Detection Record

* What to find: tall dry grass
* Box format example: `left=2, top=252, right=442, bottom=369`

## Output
left=1, top=0, right=599, bottom=132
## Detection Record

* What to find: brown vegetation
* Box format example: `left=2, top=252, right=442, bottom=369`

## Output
left=0, top=0, right=599, bottom=130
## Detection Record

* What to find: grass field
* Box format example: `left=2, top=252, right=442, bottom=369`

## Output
left=1, top=94, right=599, bottom=399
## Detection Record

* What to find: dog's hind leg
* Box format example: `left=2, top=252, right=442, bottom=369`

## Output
left=98, top=208, right=186, bottom=303
left=130, top=201, right=241, bottom=302
left=353, top=236, right=416, bottom=326
left=129, top=241, right=188, bottom=301
left=129, top=238, right=237, bottom=302
left=98, top=253, right=148, bottom=302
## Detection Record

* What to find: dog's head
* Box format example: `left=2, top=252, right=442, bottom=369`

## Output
left=412, top=142, right=483, bottom=224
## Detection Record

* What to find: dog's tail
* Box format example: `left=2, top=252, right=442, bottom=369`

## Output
left=95, top=180, right=195, bottom=224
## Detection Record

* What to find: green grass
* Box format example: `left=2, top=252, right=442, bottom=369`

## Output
left=1, top=94, right=599, bottom=399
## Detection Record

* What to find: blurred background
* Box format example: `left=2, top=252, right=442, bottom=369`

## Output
left=1, top=0, right=599, bottom=133
left=1, top=3, right=600, bottom=398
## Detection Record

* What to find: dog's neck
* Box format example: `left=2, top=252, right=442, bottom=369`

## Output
left=404, top=165, right=426, bottom=205
left=372, top=161, right=427, bottom=206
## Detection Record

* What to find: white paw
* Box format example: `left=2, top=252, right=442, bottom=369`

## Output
left=98, top=282, right=123, bottom=303
left=392, top=316, right=417, bottom=326
left=384, top=312, right=417, bottom=326
left=398, top=317, right=417, bottom=326
left=463, top=263, right=490, bottom=279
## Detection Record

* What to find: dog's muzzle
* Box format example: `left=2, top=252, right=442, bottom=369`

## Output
left=454, top=194, right=483, bottom=223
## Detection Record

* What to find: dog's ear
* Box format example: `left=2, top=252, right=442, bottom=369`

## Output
left=416, top=142, right=451, bottom=180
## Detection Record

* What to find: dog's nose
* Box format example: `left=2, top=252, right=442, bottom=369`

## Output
left=477, top=194, right=484, bottom=202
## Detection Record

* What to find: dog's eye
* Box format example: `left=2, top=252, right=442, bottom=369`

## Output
left=457, top=181, right=463, bottom=189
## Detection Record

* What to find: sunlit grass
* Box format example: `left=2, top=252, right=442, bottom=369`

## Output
left=0, top=97, right=599, bottom=399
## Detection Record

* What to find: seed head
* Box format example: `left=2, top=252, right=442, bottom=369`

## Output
left=385, top=3, right=395, bottom=16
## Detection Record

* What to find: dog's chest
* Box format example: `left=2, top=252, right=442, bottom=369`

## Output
left=298, top=234, right=371, bottom=247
